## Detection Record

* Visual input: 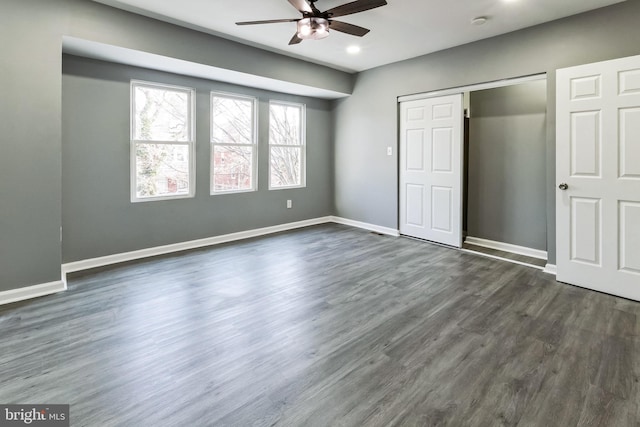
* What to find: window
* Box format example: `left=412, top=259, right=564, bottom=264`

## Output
left=269, top=101, right=306, bottom=189
left=131, top=81, right=195, bottom=202
left=211, top=93, right=257, bottom=194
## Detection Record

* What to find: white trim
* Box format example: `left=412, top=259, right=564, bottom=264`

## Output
left=62, top=217, right=334, bottom=275
left=0, top=281, right=66, bottom=306
left=331, top=216, right=400, bottom=237
left=398, top=73, right=547, bottom=103
left=62, top=216, right=399, bottom=279
left=3, top=218, right=395, bottom=306
left=460, top=249, right=544, bottom=271
left=465, top=236, right=547, bottom=260
left=543, top=264, right=557, bottom=275
left=4, top=220, right=553, bottom=307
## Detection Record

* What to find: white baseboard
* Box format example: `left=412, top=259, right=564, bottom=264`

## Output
left=543, top=264, right=557, bottom=275
left=330, top=216, right=400, bottom=237
left=0, top=280, right=66, bottom=306
left=62, top=216, right=398, bottom=277
left=3, top=216, right=396, bottom=306
left=464, top=236, right=547, bottom=260
left=62, top=216, right=334, bottom=275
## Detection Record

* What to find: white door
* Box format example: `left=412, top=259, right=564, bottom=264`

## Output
left=400, top=94, right=463, bottom=247
left=556, top=55, right=640, bottom=300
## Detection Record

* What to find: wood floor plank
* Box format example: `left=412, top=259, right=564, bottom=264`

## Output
left=1, top=224, right=639, bottom=426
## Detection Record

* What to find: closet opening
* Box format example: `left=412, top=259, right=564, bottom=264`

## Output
left=462, top=78, right=548, bottom=268
left=398, top=74, right=547, bottom=269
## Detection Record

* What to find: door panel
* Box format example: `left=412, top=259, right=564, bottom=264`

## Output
left=619, top=201, right=640, bottom=274
left=620, top=108, right=640, bottom=178
left=400, top=94, right=463, bottom=247
left=432, top=128, right=453, bottom=172
left=406, top=130, right=425, bottom=171
left=557, top=54, right=640, bottom=300
left=619, top=69, right=640, bottom=94
left=570, top=197, right=601, bottom=265
left=570, top=75, right=601, bottom=100
left=431, top=187, right=452, bottom=232
left=407, top=106, right=426, bottom=121
left=406, top=184, right=424, bottom=227
left=432, top=103, right=453, bottom=119
left=570, top=111, right=601, bottom=176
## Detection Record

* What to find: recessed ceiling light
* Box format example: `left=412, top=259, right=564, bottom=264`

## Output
left=346, top=45, right=361, bottom=55
left=471, top=16, right=488, bottom=26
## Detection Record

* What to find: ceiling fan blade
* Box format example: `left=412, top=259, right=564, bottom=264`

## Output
left=324, top=0, right=387, bottom=18
left=287, top=0, right=312, bottom=13
left=289, top=33, right=303, bottom=45
left=236, top=18, right=299, bottom=25
left=329, top=20, right=370, bottom=37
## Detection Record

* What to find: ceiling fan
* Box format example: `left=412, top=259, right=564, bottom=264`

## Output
left=236, top=0, right=388, bottom=45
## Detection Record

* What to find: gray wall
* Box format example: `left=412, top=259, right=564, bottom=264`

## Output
left=467, top=81, right=547, bottom=251
left=3, top=0, right=640, bottom=294
left=0, top=0, right=351, bottom=293
left=0, top=1, right=65, bottom=292
left=62, top=56, right=333, bottom=262
left=333, top=1, right=640, bottom=264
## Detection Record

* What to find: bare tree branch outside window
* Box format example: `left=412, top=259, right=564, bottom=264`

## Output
left=211, top=94, right=256, bottom=193
left=269, top=102, right=305, bottom=188
left=132, top=82, right=193, bottom=200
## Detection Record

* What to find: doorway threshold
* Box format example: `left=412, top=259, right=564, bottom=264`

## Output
left=461, top=243, right=546, bottom=270
left=401, top=234, right=545, bottom=271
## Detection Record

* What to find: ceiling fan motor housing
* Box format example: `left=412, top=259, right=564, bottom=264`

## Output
left=297, top=17, right=330, bottom=39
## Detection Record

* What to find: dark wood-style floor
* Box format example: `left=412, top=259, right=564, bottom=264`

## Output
left=1, top=224, right=639, bottom=426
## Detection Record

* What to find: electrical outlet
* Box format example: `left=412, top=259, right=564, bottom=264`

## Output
left=387, top=146, right=393, bottom=156
left=287, top=200, right=292, bottom=209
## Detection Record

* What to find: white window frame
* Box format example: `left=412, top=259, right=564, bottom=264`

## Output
left=268, top=100, right=306, bottom=190
left=130, top=80, right=196, bottom=203
left=210, top=92, right=258, bottom=195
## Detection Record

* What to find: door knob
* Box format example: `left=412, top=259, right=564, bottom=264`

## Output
left=559, top=183, right=569, bottom=190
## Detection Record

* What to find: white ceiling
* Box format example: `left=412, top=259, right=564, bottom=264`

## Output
left=93, top=0, right=625, bottom=73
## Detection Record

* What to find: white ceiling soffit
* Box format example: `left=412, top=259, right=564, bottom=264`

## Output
left=91, top=0, right=626, bottom=73
left=61, top=37, right=351, bottom=99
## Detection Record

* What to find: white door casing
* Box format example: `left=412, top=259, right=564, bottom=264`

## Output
left=400, top=94, right=463, bottom=247
left=556, top=55, right=640, bottom=301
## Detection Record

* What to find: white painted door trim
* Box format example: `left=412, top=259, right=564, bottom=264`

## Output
left=398, top=73, right=546, bottom=103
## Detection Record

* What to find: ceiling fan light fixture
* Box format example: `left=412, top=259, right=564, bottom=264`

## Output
left=236, top=0, right=387, bottom=45
left=297, top=17, right=330, bottom=40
